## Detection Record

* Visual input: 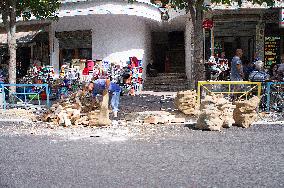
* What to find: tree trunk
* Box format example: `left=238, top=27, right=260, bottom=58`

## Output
left=186, top=0, right=205, bottom=88
left=192, top=6, right=205, bottom=87
left=3, top=0, right=17, bottom=96
left=7, top=25, right=17, bottom=87
left=8, top=1, right=17, bottom=87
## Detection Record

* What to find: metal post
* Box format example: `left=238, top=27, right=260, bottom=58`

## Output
left=197, top=82, right=201, bottom=107
left=2, top=85, right=6, bottom=110
left=203, top=28, right=206, bottom=64
left=257, top=82, right=262, bottom=99
left=266, top=82, right=271, bottom=112
left=46, top=84, right=50, bottom=107
left=24, top=86, right=27, bottom=106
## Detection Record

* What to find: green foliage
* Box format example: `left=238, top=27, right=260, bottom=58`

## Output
left=18, top=0, right=60, bottom=20
left=0, top=0, right=61, bottom=21
left=143, top=0, right=275, bottom=10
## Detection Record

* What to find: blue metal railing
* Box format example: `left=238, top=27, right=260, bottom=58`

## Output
left=0, top=84, right=50, bottom=109
left=265, top=82, right=284, bottom=112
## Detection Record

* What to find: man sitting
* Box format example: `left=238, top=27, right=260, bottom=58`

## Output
left=248, top=60, right=270, bottom=82
left=146, top=60, right=157, bottom=77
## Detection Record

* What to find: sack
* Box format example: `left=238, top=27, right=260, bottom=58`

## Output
left=249, top=71, right=269, bottom=82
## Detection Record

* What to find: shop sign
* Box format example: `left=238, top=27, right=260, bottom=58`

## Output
left=202, top=19, right=214, bottom=30
left=280, top=8, right=284, bottom=28
left=264, top=36, right=281, bottom=68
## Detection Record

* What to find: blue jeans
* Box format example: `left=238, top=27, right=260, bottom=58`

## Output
left=111, top=91, right=120, bottom=112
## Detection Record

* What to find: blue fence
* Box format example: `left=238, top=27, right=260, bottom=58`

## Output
left=0, top=84, right=50, bottom=109
left=265, top=82, right=284, bottom=112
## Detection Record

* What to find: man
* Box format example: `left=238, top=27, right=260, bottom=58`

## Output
left=87, top=74, right=131, bottom=118
left=248, top=60, right=270, bottom=82
left=243, top=59, right=255, bottom=81
left=230, top=49, right=244, bottom=81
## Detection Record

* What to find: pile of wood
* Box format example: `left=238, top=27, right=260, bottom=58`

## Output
left=233, top=96, right=260, bottom=128
left=174, top=90, right=199, bottom=116
left=41, top=90, right=111, bottom=127
left=196, top=95, right=236, bottom=131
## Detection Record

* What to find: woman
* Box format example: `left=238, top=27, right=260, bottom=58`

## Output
left=269, top=64, right=279, bottom=81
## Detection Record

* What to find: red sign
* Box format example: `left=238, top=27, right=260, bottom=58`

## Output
left=202, top=19, right=213, bottom=29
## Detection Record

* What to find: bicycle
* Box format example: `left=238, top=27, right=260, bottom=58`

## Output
left=258, top=82, right=284, bottom=122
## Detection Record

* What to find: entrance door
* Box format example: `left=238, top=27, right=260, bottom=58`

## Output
left=17, top=47, right=31, bottom=78
left=152, top=31, right=185, bottom=73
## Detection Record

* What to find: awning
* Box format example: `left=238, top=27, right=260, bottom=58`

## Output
left=0, top=30, right=40, bottom=44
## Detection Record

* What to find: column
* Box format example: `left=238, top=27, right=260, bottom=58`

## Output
left=255, top=22, right=265, bottom=61
left=49, top=22, right=60, bottom=77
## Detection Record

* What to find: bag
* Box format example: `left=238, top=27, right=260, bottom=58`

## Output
left=249, top=71, right=269, bottom=82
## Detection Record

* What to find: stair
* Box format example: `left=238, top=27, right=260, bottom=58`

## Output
left=143, top=73, right=190, bottom=92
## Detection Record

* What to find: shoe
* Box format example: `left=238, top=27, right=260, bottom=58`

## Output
left=113, top=111, right=118, bottom=118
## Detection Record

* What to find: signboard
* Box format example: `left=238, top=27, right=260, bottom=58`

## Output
left=280, top=8, right=284, bottom=28
left=264, top=36, right=281, bottom=68
left=202, top=19, right=214, bottom=30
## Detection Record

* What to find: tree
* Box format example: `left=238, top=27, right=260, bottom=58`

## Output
left=0, top=0, right=60, bottom=88
left=130, top=0, right=274, bottom=88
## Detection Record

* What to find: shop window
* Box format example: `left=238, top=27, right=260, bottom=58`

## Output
left=79, top=48, right=92, bottom=60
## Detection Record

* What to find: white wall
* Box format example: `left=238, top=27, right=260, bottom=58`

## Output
left=53, top=14, right=151, bottom=75
left=91, top=15, right=147, bottom=63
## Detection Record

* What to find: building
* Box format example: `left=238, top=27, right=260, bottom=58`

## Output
left=0, top=0, right=188, bottom=80
left=206, top=2, right=284, bottom=68
left=0, top=0, right=283, bottom=86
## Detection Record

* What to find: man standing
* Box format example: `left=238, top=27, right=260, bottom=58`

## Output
left=230, top=49, right=244, bottom=81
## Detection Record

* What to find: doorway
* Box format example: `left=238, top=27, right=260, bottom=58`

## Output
left=17, top=47, right=31, bottom=78
left=214, top=36, right=255, bottom=62
left=151, top=31, right=185, bottom=73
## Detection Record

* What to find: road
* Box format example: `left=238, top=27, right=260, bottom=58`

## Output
left=0, top=122, right=283, bottom=188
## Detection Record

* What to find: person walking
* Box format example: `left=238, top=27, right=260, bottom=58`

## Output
left=230, top=49, right=244, bottom=81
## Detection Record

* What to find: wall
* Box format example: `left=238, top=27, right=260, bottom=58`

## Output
left=52, top=14, right=151, bottom=76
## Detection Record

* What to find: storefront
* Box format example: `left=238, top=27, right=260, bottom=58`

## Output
left=1, top=0, right=187, bottom=91
left=0, top=24, right=50, bottom=78
left=206, top=8, right=284, bottom=65
left=263, top=9, right=284, bottom=67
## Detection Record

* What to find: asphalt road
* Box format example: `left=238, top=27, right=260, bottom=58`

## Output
left=0, top=123, right=283, bottom=188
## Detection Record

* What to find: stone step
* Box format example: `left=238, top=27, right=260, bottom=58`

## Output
left=169, top=66, right=185, bottom=72
left=143, top=84, right=190, bottom=91
left=145, top=78, right=187, bottom=84
left=143, top=86, right=189, bottom=92
left=157, top=73, right=186, bottom=76
left=144, top=82, right=189, bottom=87
left=143, top=73, right=189, bottom=92
left=152, top=75, right=186, bottom=80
